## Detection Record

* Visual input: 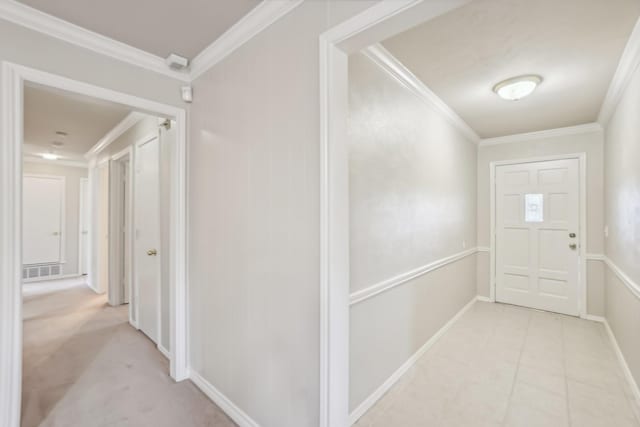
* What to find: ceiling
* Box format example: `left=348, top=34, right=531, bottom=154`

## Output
left=382, top=0, right=640, bottom=138
left=16, top=0, right=260, bottom=59
left=24, top=83, right=132, bottom=163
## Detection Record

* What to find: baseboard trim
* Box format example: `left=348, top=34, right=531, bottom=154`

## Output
left=476, top=295, right=493, bottom=303
left=350, top=248, right=478, bottom=305
left=157, top=344, right=170, bottom=360
left=603, top=319, right=640, bottom=410
left=349, top=296, right=478, bottom=425
left=581, top=314, right=606, bottom=323
left=190, top=370, right=260, bottom=427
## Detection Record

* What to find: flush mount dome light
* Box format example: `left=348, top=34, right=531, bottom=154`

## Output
left=493, top=75, right=542, bottom=101
left=41, top=152, right=59, bottom=160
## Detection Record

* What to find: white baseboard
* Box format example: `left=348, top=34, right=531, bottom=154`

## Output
left=349, top=296, right=478, bottom=425
left=157, top=344, right=170, bottom=360
left=476, top=295, right=493, bottom=303
left=190, top=370, right=260, bottom=427
left=603, top=319, right=640, bottom=411
left=581, top=314, right=606, bottom=323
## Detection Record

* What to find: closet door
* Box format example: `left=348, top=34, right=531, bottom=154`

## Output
left=23, top=175, right=65, bottom=265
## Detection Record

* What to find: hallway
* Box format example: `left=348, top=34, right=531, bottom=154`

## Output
left=354, top=302, right=640, bottom=427
left=21, top=279, right=235, bottom=427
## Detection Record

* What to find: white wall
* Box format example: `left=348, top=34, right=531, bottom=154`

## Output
left=22, top=162, right=88, bottom=275
left=187, top=2, right=377, bottom=426
left=477, top=129, right=606, bottom=315
left=348, top=51, right=478, bottom=410
left=603, top=57, right=640, bottom=387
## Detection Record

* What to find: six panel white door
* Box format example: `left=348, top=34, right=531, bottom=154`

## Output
left=134, top=135, right=161, bottom=343
left=23, top=175, right=64, bottom=265
left=495, top=159, right=580, bottom=316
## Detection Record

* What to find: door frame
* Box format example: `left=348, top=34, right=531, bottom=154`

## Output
left=22, top=173, right=66, bottom=266
left=0, top=62, right=189, bottom=427
left=78, top=177, right=89, bottom=276
left=318, top=1, right=473, bottom=425
left=489, top=153, right=588, bottom=318
left=108, top=146, right=134, bottom=311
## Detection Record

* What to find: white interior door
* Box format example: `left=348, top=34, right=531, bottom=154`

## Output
left=134, top=135, right=161, bottom=343
left=495, top=158, right=580, bottom=316
left=23, top=175, right=65, bottom=265
left=79, top=178, right=89, bottom=275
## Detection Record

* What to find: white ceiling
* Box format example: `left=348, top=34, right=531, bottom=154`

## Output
left=24, top=83, right=132, bottom=162
left=382, top=0, right=640, bottom=138
left=16, top=0, right=260, bottom=59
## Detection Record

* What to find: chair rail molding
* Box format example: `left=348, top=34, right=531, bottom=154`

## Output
left=604, top=257, right=640, bottom=300
left=85, top=112, right=146, bottom=159
left=363, top=44, right=480, bottom=145
left=350, top=247, right=479, bottom=305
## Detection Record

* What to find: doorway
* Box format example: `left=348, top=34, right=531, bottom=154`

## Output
left=0, top=63, right=189, bottom=426
left=493, top=157, right=584, bottom=316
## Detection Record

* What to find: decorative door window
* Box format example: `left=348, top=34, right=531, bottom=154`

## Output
left=525, top=194, right=544, bottom=223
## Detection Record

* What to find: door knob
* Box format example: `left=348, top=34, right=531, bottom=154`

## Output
left=569, top=233, right=576, bottom=238
left=147, top=249, right=157, bottom=256
left=569, top=243, right=577, bottom=250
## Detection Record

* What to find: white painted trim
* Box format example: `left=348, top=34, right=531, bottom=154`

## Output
left=603, top=319, right=640, bottom=410
left=362, top=44, right=479, bottom=145
left=0, top=62, right=189, bottom=427
left=489, top=153, right=588, bottom=316
left=157, top=344, right=171, bottom=361
left=0, top=0, right=189, bottom=82
left=586, top=253, right=606, bottom=261
left=77, top=177, right=88, bottom=276
left=190, top=371, right=260, bottom=427
left=349, top=297, right=478, bottom=425
left=319, top=2, right=471, bottom=425
left=85, top=112, right=146, bottom=159
left=598, top=17, right=640, bottom=126
left=477, top=246, right=490, bottom=252
left=23, top=157, right=88, bottom=168
left=350, top=248, right=478, bottom=305
left=479, top=123, right=602, bottom=147
left=581, top=314, right=606, bottom=323
left=476, top=296, right=493, bottom=303
left=604, top=257, right=640, bottom=300
left=190, top=0, right=303, bottom=80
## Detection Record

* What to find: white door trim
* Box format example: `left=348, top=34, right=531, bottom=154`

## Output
left=0, top=62, right=189, bottom=427
left=78, top=177, right=88, bottom=275
left=319, top=1, right=472, bottom=425
left=489, top=153, right=588, bottom=318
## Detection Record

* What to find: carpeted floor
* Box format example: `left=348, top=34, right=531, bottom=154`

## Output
left=21, top=278, right=236, bottom=427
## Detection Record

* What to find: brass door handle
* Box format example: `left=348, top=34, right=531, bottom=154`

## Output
left=569, top=244, right=577, bottom=250
left=147, top=249, right=157, bottom=256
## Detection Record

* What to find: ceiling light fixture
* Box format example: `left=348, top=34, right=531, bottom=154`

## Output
left=41, top=153, right=59, bottom=160
left=493, top=75, right=542, bottom=101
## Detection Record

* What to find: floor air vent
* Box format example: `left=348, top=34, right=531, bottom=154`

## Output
left=23, top=263, right=64, bottom=282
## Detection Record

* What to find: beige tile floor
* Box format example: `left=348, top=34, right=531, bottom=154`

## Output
left=354, top=301, right=640, bottom=427
left=21, top=278, right=236, bottom=427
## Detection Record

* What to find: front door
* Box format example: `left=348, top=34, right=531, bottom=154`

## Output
left=495, top=158, right=581, bottom=316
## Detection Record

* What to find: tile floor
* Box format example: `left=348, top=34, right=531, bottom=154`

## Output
left=22, top=278, right=236, bottom=427
left=354, top=301, right=640, bottom=427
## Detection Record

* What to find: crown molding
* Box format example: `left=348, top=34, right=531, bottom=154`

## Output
left=598, top=17, right=640, bottom=126
left=479, top=122, right=603, bottom=147
left=85, top=111, right=146, bottom=159
left=0, top=0, right=190, bottom=82
left=23, top=156, right=88, bottom=168
left=363, top=44, right=480, bottom=145
left=190, top=0, right=304, bottom=80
